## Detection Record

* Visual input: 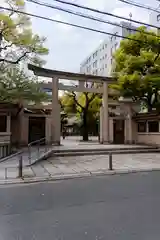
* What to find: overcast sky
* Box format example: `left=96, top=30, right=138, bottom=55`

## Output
left=25, top=0, right=159, bottom=72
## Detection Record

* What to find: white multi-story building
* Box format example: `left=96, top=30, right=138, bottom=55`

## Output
left=80, top=39, right=109, bottom=76
left=80, top=21, right=136, bottom=77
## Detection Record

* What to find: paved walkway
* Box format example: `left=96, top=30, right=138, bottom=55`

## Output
left=0, top=136, right=151, bottom=168
left=0, top=136, right=159, bottom=183
left=0, top=153, right=160, bottom=182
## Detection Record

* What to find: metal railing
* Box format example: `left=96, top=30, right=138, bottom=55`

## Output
left=27, top=137, right=48, bottom=164
left=0, top=137, right=51, bottom=165
left=0, top=137, right=53, bottom=180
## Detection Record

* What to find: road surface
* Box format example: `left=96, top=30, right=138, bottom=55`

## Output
left=0, top=172, right=160, bottom=239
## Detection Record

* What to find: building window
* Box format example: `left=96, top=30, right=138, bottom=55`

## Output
left=105, top=44, right=107, bottom=48
left=93, top=51, right=98, bottom=58
left=138, top=121, right=146, bottom=133
left=0, top=115, right=7, bottom=132
left=105, top=54, right=107, bottom=58
left=93, top=60, right=97, bottom=68
left=111, top=47, right=113, bottom=56
left=105, top=64, right=107, bottom=68
left=148, top=121, right=159, bottom=132
left=114, top=32, right=118, bottom=40
left=115, top=42, right=118, bottom=49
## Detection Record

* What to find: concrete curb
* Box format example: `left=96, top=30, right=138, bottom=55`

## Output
left=0, top=167, right=160, bottom=185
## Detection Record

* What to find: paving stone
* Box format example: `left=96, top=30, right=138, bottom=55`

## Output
left=67, top=164, right=88, bottom=173
left=54, top=164, right=77, bottom=174
left=23, top=167, right=35, bottom=178
left=41, top=161, right=64, bottom=175
left=0, top=169, right=5, bottom=179
left=6, top=167, right=18, bottom=179
left=31, top=164, right=50, bottom=177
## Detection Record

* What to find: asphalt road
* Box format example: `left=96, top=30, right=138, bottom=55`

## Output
left=0, top=172, right=160, bottom=240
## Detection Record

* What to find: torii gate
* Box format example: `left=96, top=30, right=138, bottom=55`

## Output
left=28, top=64, right=117, bottom=145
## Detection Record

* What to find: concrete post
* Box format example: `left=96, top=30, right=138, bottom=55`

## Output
left=102, top=82, right=109, bottom=143
left=20, top=115, right=28, bottom=146
left=100, top=106, right=104, bottom=144
left=127, top=104, right=133, bottom=144
left=109, top=118, right=114, bottom=143
left=6, top=115, right=11, bottom=133
left=52, top=76, right=61, bottom=145
left=45, top=116, right=52, bottom=144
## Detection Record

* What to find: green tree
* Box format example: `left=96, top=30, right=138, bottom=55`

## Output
left=112, top=26, right=160, bottom=112
left=0, top=66, right=49, bottom=109
left=0, top=0, right=49, bottom=110
left=61, top=90, right=101, bottom=141
left=0, top=0, right=48, bottom=67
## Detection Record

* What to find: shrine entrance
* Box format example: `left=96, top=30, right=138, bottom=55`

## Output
left=113, top=119, right=125, bottom=144
left=28, top=64, right=135, bottom=145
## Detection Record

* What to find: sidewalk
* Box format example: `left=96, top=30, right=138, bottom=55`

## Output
left=0, top=153, right=160, bottom=184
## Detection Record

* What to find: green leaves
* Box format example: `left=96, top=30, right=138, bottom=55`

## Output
left=0, top=0, right=48, bottom=65
left=0, top=66, right=49, bottom=104
left=112, top=26, right=160, bottom=111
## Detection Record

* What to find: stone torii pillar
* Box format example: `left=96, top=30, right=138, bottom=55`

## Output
left=51, top=76, right=61, bottom=145
left=99, top=106, right=104, bottom=143
left=102, top=82, right=109, bottom=143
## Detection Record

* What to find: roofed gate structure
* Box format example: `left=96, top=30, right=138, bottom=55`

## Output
left=28, top=64, right=136, bottom=145
left=28, top=64, right=118, bottom=145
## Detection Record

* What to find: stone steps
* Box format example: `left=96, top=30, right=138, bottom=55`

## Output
left=50, top=147, right=160, bottom=158
left=53, top=146, right=157, bottom=153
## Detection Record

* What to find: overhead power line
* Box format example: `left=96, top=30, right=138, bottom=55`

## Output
left=27, top=0, right=160, bottom=40
left=117, top=0, right=160, bottom=14
left=0, top=6, right=160, bottom=49
left=0, top=6, right=143, bottom=42
left=48, top=0, right=159, bottom=29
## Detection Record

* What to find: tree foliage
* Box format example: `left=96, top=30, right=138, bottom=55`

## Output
left=0, top=0, right=48, bottom=67
left=0, top=66, right=49, bottom=106
left=0, top=0, right=49, bottom=108
left=112, top=26, right=160, bottom=111
left=61, top=90, right=101, bottom=141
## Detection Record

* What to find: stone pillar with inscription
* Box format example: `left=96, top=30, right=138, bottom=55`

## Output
left=52, top=77, right=61, bottom=145
left=102, top=82, right=109, bottom=143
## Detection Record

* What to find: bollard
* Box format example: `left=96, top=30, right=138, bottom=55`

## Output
left=18, top=155, right=23, bottom=178
left=37, top=145, right=40, bottom=158
left=109, top=152, right=113, bottom=170
left=28, top=148, right=31, bottom=165
left=5, top=168, right=7, bottom=180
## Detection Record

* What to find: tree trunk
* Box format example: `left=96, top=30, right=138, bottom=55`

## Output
left=82, top=110, right=89, bottom=141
